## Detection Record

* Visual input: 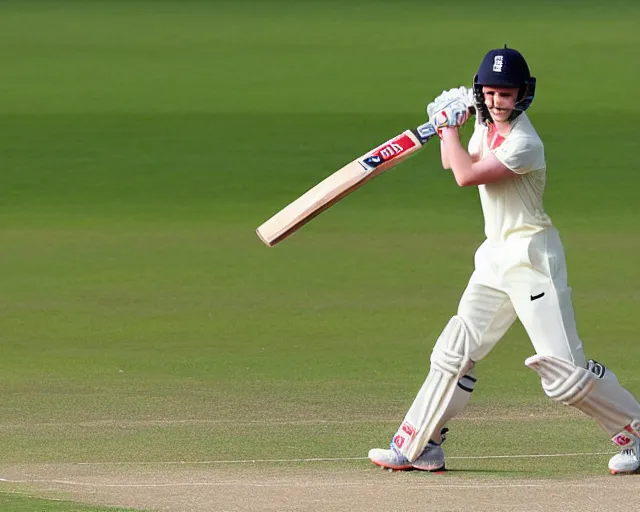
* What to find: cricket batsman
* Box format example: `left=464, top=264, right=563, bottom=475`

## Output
left=368, top=46, right=640, bottom=475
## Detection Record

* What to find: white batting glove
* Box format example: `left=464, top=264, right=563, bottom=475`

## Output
left=431, top=99, right=470, bottom=132
left=427, top=90, right=449, bottom=119
left=427, top=86, right=473, bottom=119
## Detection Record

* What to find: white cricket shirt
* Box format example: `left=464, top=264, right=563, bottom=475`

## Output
left=468, top=113, right=552, bottom=243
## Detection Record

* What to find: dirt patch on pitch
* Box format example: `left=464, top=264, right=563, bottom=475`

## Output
left=1, top=462, right=638, bottom=512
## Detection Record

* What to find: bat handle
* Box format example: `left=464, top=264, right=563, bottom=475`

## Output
left=413, top=122, right=438, bottom=144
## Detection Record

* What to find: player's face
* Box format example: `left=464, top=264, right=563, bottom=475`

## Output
left=482, top=86, right=519, bottom=123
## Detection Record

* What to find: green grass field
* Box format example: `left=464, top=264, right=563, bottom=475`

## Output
left=0, top=1, right=639, bottom=510
left=0, top=493, right=137, bottom=512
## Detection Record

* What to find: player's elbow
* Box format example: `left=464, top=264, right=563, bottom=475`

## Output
left=452, top=168, right=475, bottom=187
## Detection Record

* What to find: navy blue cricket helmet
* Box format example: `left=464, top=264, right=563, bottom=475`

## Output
left=473, top=46, right=536, bottom=124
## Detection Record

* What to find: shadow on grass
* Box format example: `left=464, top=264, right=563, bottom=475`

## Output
left=440, top=468, right=530, bottom=475
left=367, top=467, right=528, bottom=476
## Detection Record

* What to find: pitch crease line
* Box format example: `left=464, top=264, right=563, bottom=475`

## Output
left=0, top=478, right=633, bottom=490
left=70, top=451, right=615, bottom=466
left=0, top=413, right=583, bottom=429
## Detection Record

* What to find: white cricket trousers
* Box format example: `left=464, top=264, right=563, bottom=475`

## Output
left=458, top=226, right=586, bottom=367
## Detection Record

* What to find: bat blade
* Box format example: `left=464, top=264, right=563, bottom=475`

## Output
left=256, top=123, right=437, bottom=247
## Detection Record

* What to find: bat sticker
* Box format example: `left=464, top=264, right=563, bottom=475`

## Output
left=358, top=133, right=417, bottom=171
left=416, top=122, right=437, bottom=142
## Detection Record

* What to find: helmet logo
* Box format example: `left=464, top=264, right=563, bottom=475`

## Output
left=492, top=55, right=504, bottom=72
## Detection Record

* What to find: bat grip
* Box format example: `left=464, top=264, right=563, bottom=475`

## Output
left=413, top=122, right=437, bottom=144
left=414, top=106, right=477, bottom=144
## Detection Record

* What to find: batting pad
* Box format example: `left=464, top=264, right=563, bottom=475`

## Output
left=397, top=316, right=472, bottom=461
left=525, top=355, right=640, bottom=438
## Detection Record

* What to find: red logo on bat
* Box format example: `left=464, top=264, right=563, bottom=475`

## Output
left=360, top=133, right=417, bottom=170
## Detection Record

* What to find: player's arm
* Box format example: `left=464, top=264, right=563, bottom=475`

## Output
left=427, top=87, right=474, bottom=171
left=441, top=138, right=480, bottom=169
left=440, top=127, right=514, bottom=187
left=440, top=140, right=450, bottom=169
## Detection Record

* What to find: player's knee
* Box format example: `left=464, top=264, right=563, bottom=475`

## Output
left=527, top=355, right=640, bottom=440
left=430, top=316, right=474, bottom=376
left=525, top=354, right=600, bottom=405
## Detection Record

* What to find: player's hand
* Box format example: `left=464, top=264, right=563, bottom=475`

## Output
left=431, top=99, right=470, bottom=132
left=427, top=86, right=473, bottom=118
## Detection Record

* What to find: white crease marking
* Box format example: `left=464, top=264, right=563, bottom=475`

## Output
left=0, top=477, right=633, bottom=490
left=68, top=451, right=615, bottom=465
left=0, top=414, right=579, bottom=429
left=0, top=451, right=619, bottom=490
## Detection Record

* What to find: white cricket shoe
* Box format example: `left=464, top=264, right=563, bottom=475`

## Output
left=609, top=437, right=640, bottom=475
left=368, top=428, right=447, bottom=472
left=368, top=444, right=412, bottom=471
left=411, top=442, right=445, bottom=472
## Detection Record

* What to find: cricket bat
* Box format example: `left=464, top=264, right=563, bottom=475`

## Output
left=256, top=121, right=439, bottom=247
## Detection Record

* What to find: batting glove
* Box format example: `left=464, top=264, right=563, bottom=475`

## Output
left=431, top=99, right=470, bottom=134
left=427, top=86, right=473, bottom=119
